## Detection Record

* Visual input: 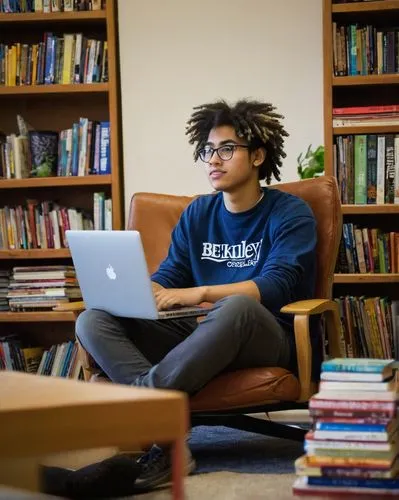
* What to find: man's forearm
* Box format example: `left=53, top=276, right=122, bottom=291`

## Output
left=201, top=280, right=261, bottom=303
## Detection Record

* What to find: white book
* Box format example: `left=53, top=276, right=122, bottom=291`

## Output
left=320, top=371, right=391, bottom=382
left=376, top=135, right=386, bottom=204
left=74, top=34, right=83, bottom=84
left=63, top=0, right=73, bottom=11
left=305, top=440, right=395, bottom=452
left=313, top=390, right=399, bottom=401
left=34, top=0, right=43, bottom=11
left=319, top=379, right=396, bottom=392
left=50, top=210, right=61, bottom=249
left=313, top=430, right=393, bottom=442
left=394, top=135, right=399, bottom=204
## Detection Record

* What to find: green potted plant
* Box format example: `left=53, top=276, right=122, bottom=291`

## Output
left=297, top=144, right=324, bottom=179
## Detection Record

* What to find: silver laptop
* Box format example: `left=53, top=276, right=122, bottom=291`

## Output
left=65, top=230, right=211, bottom=320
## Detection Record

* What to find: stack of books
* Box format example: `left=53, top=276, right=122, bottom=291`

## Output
left=0, top=270, right=10, bottom=311
left=293, top=358, right=399, bottom=497
left=333, top=105, right=399, bottom=128
left=6, top=265, right=81, bottom=311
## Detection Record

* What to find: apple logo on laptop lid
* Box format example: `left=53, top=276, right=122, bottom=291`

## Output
left=106, top=265, right=117, bottom=280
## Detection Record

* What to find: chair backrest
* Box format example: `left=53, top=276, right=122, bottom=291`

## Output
left=127, top=176, right=342, bottom=300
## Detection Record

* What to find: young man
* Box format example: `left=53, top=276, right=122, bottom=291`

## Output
left=76, top=99, right=317, bottom=490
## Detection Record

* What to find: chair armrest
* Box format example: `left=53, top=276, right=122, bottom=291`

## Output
left=280, top=299, right=342, bottom=402
left=53, top=301, right=86, bottom=314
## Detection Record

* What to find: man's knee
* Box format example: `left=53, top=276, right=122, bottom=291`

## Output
left=216, top=294, right=260, bottom=317
left=75, top=309, right=112, bottom=348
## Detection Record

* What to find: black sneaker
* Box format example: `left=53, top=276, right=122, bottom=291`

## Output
left=134, top=443, right=196, bottom=492
left=41, top=454, right=142, bottom=499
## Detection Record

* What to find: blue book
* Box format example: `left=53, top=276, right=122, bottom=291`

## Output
left=315, top=422, right=392, bottom=433
left=308, top=476, right=399, bottom=490
left=322, top=358, right=397, bottom=374
left=99, top=121, right=110, bottom=174
left=44, top=33, right=54, bottom=85
left=71, top=122, right=79, bottom=176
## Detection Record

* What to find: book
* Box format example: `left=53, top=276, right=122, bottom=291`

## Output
left=320, top=370, right=393, bottom=382
left=312, top=390, right=398, bottom=402
left=321, top=358, right=398, bottom=374
left=319, top=379, right=396, bottom=392
left=295, top=455, right=399, bottom=479
left=293, top=476, right=399, bottom=497
left=308, top=476, right=399, bottom=489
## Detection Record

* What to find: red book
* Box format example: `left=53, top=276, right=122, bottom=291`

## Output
left=333, top=105, right=399, bottom=115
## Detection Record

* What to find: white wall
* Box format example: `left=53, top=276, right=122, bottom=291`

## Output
left=118, top=0, right=323, bottom=218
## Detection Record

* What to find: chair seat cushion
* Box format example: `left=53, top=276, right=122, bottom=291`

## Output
left=190, top=367, right=300, bottom=412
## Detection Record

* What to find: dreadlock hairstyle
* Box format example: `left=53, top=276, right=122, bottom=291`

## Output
left=185, top=99, right=289, bottom=184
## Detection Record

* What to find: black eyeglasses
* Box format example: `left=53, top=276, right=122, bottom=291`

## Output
left=198, top=144, right=249, bottom=163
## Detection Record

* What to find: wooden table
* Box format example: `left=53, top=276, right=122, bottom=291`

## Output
left=0, top=371, right=187, bottom=499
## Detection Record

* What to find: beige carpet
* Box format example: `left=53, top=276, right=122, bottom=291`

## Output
left=138, top=472, right=296, bottom=500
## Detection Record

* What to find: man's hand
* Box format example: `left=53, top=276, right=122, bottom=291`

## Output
left=155, top=287, right=206, bottom=311
left=152, top=281, right=164, bottom=294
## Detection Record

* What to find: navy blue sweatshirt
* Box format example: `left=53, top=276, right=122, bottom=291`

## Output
left=152, top=186, right=317, bottom=334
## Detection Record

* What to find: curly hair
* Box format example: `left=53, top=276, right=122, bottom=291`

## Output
left=185, top=99, right=289, bottom=184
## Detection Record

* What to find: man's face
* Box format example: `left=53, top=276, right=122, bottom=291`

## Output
left=201, top=126, right=258, bottom=193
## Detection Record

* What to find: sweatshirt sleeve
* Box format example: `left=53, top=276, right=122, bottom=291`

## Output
left=151, top=210, right=194, bottom=289
left=252, top=212, right=317, bottom=311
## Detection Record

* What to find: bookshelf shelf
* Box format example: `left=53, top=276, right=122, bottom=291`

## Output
left=0, top=0, right=123, bottom=369
left=334, top=273, right=399, bottom=284
left=324, top=1, right=399, bottom=359
left=0, top=83, right=109, bottom=96
left=0, top=311, right=76, bottom=322
left=332, top=0, right=399, bottom=14
left=0, top=175, right=112, bottom=189
left=333, top=125, right=399, bottom=135
left=0, top=249, right=70, bottom=259
left=341, top=204, right=399, bottom=215
left=332, top=75, right=399, bottom=86
left=0, top=10, right=106, bottom=24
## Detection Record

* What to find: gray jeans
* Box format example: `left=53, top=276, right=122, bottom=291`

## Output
left=76, top=295, right=293, bottom=396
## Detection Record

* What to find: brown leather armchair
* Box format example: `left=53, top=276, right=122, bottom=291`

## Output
left=57, top=175, right=343, bottom=442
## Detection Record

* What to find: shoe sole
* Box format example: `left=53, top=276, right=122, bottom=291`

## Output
left=133, top=458, right=196, bottom=492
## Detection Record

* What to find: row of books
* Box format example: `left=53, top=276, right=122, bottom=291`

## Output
left=0, top=0, right=105, bottom=12
left=0, top=194, right=112, bottom=250
left=333, top=133, right=399, bottom=205
left=0, top=333, right=82, bottom=379
left=335, top=296, right=399, bottom=360
left=58, top=119, right=110, bottom=176
left=6, top=265, right=81, bottom=311
left=335, top=223, right=399, bottom=274
left=293, top=358, right=399, bottom=497
left=332, top=23, right=399, bottom=77
left=333, top=104, right=399, bottom=128
left=0, top=34, right=108, bottom=86
left=0, top=119, right=111, bottom=178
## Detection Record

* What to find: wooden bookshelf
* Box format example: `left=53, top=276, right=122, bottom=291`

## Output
left=0, top=83, right=109, bottom=96
left=0, top=311, right=75, bottom=322
left=323, top=0, right=399, bottom=359
left=0, top=2, right=124, bottom=345
left=332, top=74, right=399, bottom=86
left=342, top=204, right=399, bottom=215
left=0, top=175, right=111, bottom=189
left=334, top=273, right=399, bottom=284
left=0, top=249, right=70, bottom=259
left=332, top=0, right=399, bottom=14
left=333, top=125, right=399, bottom=135
left=0, top=10, right=107, bottom=23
